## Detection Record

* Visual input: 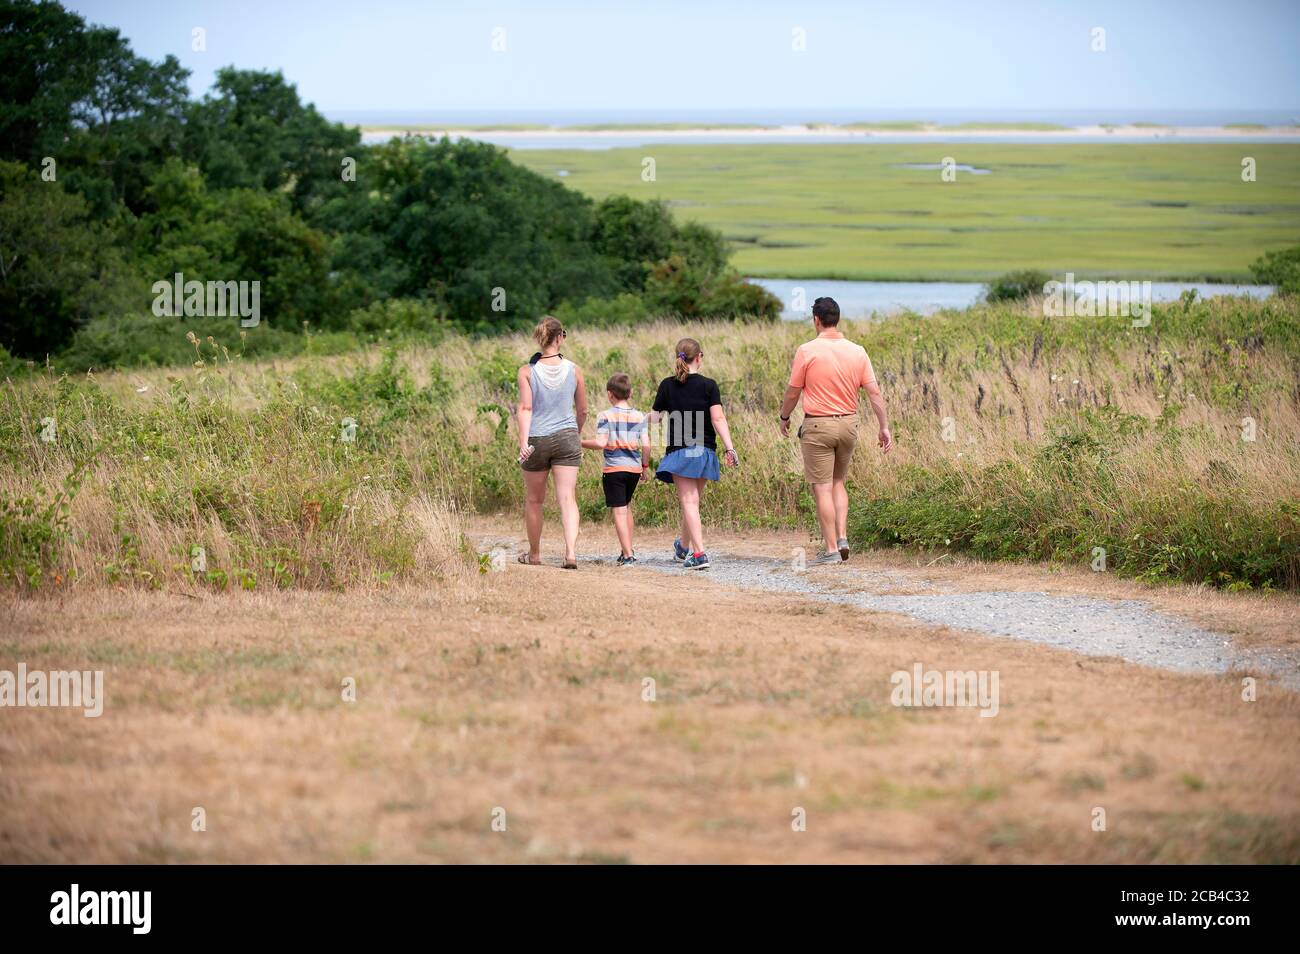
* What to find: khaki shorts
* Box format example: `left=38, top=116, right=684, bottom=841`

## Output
left=521, top=428, right=581, bottom=471
left=798, top=415, right=859, bottom=483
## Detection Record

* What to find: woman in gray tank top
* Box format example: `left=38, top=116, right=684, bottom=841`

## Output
left=516, top=317, right=587, bottom=569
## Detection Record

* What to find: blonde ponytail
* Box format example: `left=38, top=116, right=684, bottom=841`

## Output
left=673, top=337, right=701, bottom=383
left=533, top=316, right=564, bottom=351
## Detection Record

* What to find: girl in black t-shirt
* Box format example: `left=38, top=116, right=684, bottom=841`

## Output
left=649, top=337, right=738, bottom=571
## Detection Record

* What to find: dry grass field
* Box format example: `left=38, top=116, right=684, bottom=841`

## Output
left=2, top=296, right=1297, bottom=863
left=3, top=519, right=1298, bottom=864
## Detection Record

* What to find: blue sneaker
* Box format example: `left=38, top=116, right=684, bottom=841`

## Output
left=683, top=552, right=710, bottom=571
left=616, top=554, right=637, bottom=566
left=673, top=538, right=689, bottom=562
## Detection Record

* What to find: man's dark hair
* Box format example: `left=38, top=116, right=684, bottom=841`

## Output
left=812, top=296, right=840, bottom=326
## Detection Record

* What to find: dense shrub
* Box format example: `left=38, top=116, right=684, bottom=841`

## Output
left=643, top=254, right=782, bottom=319
left=339, top=299, right=449, bottom=342
left=982, top=269, right=1051, bottom=302
left=1250, top=246, right=1300, bottom=296
left=57, top=314, right=317, bottom=370
left=555, top=292, right=657, bottom=328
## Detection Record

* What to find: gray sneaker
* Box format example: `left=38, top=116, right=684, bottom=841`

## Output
left=837, top=537, right=850, bottom=561
left=812, top=550, right=842, bottom=566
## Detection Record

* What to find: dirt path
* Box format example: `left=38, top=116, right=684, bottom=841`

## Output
left=3, top=519, right=1298, bottom=863
left=473, top=519, right=1300, bottom=690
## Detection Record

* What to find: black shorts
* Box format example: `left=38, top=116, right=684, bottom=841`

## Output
left=602, top=471, right=641, bottom=508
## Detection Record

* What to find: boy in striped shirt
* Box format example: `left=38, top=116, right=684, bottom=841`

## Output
left=582, top=373, right=651, bottom=565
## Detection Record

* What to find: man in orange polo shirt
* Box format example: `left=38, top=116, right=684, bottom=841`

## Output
left=778, top=297, right=893, bottom=564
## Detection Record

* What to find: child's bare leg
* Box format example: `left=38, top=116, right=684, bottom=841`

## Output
left=612, top=506, right=632, bottom=557
left=693, top=477, right=706, bottom=553
left=675, top=477, right=704, bottom=553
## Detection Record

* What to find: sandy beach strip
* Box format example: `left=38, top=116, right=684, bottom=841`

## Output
left=357, top=123, right=1300, bottom=142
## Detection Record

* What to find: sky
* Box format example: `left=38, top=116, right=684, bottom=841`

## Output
left=65, top=0, right=1300, bottom=119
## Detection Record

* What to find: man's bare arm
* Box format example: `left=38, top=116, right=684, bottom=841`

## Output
left=778, top=385, right=802, bottom=422
left=862, top=357, right=893, bottom=453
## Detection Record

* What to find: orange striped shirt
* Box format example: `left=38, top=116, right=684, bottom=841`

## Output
left=595, top=406, right=648, bottom=473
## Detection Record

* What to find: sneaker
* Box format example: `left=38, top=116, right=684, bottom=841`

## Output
left=812, top=550, right=841, bottom=566
left=616, top=554, right=637, bottom=566
left=672, top=538, right=689, bottom=562
left=837, top=537, right=850, bottom=561
left=683, top=552, right=711, bottom=571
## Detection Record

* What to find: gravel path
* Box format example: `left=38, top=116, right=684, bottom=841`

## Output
left=477, top=531, right=1297, bottom=688
left=606, top=549, right=1300, bottom=690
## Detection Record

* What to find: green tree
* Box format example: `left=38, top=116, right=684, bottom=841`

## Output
left=591, top=196, right=734, bottom=294
left=0, top=0, right=190, bottom=216
left=134, top=159, right=338, bottom=329
left=670, top=220, right=731, bottom=279
left=0, top=1, right=778, bottom=364
left=315, top=137, right=619, bottom=329
left=183, top=68, right=360, bottom=215
left=0, top=160, right=140, bottom=356
left=591, top=196, right=677, bottom=291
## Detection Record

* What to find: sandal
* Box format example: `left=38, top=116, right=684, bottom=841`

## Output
left=562, top=559, right=578, bottom=570
left=517, top=553, right=541, bottom=566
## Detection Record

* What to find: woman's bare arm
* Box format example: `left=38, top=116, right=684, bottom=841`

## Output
left=573, top=365, right=589, bottom=433
left=516, top=366, right=534, bottom=457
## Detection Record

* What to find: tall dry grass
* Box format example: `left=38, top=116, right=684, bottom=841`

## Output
left=2, top=294, right=1297, bottom=589
left=0, top=349, right=475, bottom=591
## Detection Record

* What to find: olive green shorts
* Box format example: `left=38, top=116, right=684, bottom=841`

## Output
left=521, top=428, right=582, bottom=471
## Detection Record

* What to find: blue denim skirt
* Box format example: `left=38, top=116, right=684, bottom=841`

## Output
left=655, top=446, right=721, bottom=484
